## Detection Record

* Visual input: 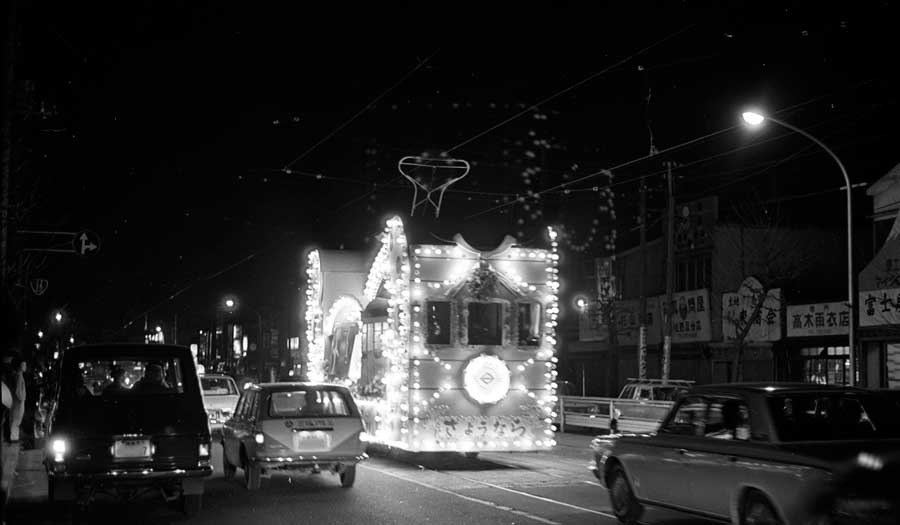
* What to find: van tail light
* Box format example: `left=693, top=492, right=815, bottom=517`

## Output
left=51, top=438, right=67, bottom=463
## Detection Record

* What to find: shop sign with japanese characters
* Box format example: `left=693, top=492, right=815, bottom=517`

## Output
left=787, top=302, right=849, bottom=337
left=860, top=287, right=900, bottom=326
left=616, top=290, right=711, bottom=344
left=722, top=277, right=783, bottom=342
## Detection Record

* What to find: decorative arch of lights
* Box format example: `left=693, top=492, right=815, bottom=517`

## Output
left=361, top=216, right=412, bottom=447
left=304, top=249, right=324, bottom=381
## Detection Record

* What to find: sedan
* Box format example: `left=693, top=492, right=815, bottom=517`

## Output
left=221, top=382, right=368, bottom=490
left=590, top=383, right=900, bottom=524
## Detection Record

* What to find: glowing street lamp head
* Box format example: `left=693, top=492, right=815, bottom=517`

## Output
left=224, top=298, right=236, bottom=309
left=37, top=330, right=44, bottom=339
left=54, top=311, right=63, bottom=323
left=155, top=325, right=162, bottom=333
left=574, top=295, right=589, bottom=312
left=742, top=111, right=765, bottom=126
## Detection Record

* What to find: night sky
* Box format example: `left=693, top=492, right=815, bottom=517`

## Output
left=7, top=2, right=900, bottom=342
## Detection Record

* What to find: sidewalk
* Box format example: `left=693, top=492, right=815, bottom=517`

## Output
left=1, top=442, right=20, bottom=524
left=6, top=448, right=45, bottom=502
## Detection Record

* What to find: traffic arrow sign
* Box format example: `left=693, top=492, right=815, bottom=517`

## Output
left=73, top=230, right=101, bottom=256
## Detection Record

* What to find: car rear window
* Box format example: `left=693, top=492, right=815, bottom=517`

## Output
left=69, top=357, right=186, bottom=397
left=201, top=376, right=238, bottom=395
left=767, top=393, right=900, bottom=441
left=268, top=389, right=352, bottom=417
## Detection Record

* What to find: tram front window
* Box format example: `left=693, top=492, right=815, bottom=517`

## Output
left=468, top=302, right=502, bottom=345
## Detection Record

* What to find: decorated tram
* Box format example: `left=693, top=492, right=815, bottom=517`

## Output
left=302, top=216, right=560, bottom=453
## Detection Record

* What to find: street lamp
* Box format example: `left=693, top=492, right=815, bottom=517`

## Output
left=742, top=110, right=856, bottom=386
left=54, top=311, right=63, bottom=324
left=37, top=330, right=44, bottom=339
left=223, top=296, right=265, bottom=378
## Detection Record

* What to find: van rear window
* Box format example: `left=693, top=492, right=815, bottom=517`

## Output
left=268, top=389, right=352, bottom=417
left=70, top=357, right=186, bottom=397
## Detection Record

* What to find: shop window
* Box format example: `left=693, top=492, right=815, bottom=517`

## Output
left=517, top=303, right=541, bottom=347
left=467, top=302, right=502, bottom=346
left=426, top=302, right=451, bottom=345
left=800, top=346, right=850, bottom=386
left=675, top=254, right=711, bottom=292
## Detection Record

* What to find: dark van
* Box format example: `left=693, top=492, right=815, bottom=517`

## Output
left=45, top=344, right=212, bottom=515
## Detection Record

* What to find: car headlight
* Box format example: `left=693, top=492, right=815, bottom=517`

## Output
left=51, top=438, right=67, bottom=463
left=254, top=433, right=265, bottom=444
left=358, top=431, right=370, bottom=443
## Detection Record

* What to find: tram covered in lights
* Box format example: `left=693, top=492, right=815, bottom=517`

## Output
left=301, top=216, right=560, bottom=453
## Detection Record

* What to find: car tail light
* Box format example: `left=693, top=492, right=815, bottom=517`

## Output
left=51, top=438, right=67, bottom=463
left=254, top=433, right=265, bottom=444
left=199, top=443, right=210, bottom=458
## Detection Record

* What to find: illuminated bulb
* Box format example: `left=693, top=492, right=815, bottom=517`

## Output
left=443, top=363, right=451, bottom=370
left=433, top=392, right=440, bottom=399
left=518, top=365, right=526, bottom=371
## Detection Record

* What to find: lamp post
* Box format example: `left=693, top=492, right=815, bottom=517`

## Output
left=223, top=296, right=265, bottom=380
left=742, top=110, right=856, bottom=386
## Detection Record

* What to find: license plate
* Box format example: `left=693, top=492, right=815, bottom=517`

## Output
left=291, top=431, right=331, bottom=452
left=114, top=439, right=151, bottom=459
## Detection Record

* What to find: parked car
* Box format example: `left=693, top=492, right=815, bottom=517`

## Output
left=221, top=382, right=368, bottom=490
left=617, top=378, right=694, bottom=401
left=44, top=344, right=212, bottom=516
left=590, top=383, right=900, bottom=524
left=200, top=373, right=240, bottom=439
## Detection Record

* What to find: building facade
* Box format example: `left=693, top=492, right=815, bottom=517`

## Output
left=563, top=197, right=849, bottom=396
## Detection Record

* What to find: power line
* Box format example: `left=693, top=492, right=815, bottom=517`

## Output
left=283, top=48, right=440, bottom=169
left=464, top=95, right=892, bottom=219
left=121, top=231, right=295, bottom=331
left=443, top=24, right=695, bottom=155
left=464, top=125, right=735, bottom=219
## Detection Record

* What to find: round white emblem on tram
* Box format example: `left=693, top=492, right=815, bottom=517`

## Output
left=463, top=355, right=511, bottom=405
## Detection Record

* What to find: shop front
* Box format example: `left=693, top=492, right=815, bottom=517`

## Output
left=781, top=301, right=852, bottom=385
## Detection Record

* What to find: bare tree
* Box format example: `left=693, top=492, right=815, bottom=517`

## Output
left=717, top=202, right=830, bottom=382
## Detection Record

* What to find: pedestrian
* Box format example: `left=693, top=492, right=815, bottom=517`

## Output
left=1, top=377, right=10, bottom=440
left=7, top=356, right=27, bottom=442
left=0, top=355, right=14, bottom=442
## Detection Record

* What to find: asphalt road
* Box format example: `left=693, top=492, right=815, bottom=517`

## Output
left=7, top=436, right=715, bottom=525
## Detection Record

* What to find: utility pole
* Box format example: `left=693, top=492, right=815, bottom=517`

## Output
left=637, top=178, right=648, bottom=380
left=663, top=161, right=676, bottom=384
left=174, top=313, right=178, bottom=345
left=1, top=0, right=17, bottom=289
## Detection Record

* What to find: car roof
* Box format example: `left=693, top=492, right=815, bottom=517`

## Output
left=199, top=374, right=234, bottom=380
left=65, top=343, right=192, bottom=356
left=246, top=382, right=350, bottom=392
left=624, top=378, right=694, bottom=386
left=688, top=382, right=870, bottom=395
